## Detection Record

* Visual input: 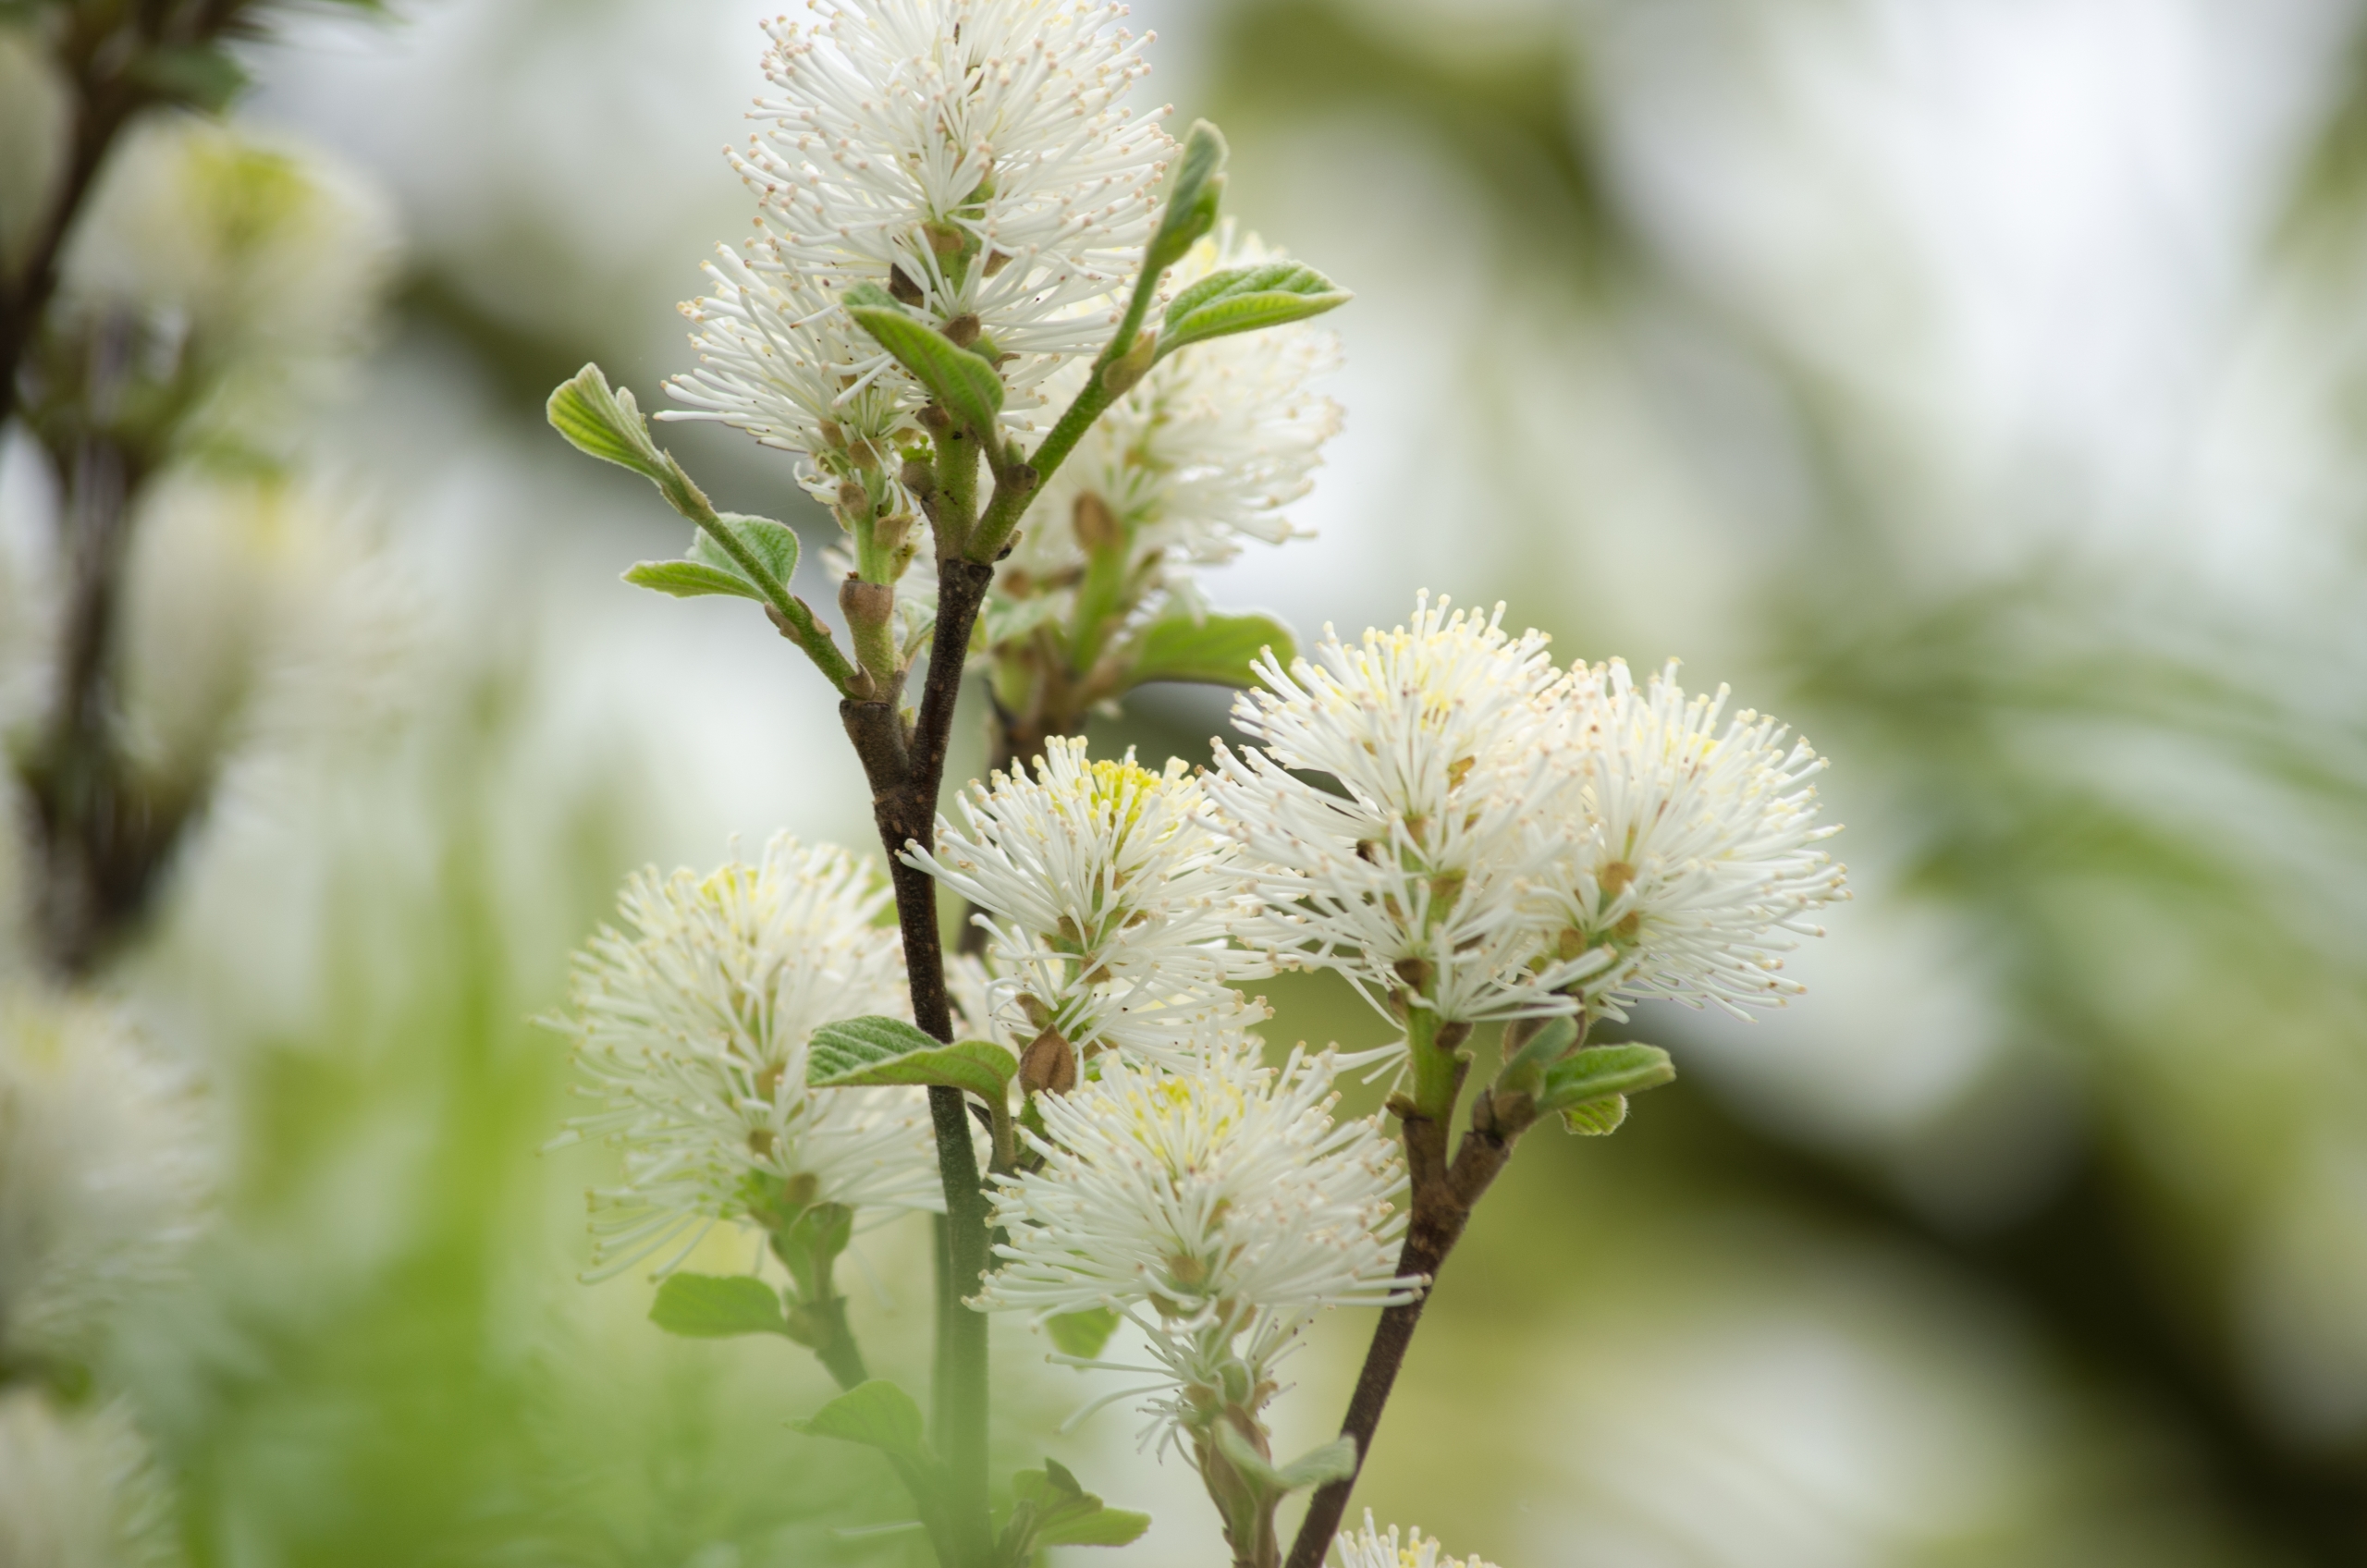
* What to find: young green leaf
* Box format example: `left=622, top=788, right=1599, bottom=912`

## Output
left=792, top=1379, right=932, bottom=1468
left=1126, top=609, right=1296, bottom=690
left=547, top=363, right=669, bottom=483
left=1146, top=118, right=1228, bottom=274
left=1155, top=263, right=1351, bottom=359
left=622, top=559, right=764, bottom=601
left=1535, top=1044, right=1675, bottom=1116
left=698, top=513, right=801, bottom=590
left=808, top=1016, right=1016, bottom=1102
left=1045, top=1305, right=1122, bottom=1360
left=1559, top=1096, right=1629, bottom=1136
left=647, top=1273, right=791, bottom=1339
left=847, top=304, right=1005, bottom=437
left=1003, top=1464, right=1152, bottom=1554
left=1210, top=1423, right=1359, bottom=1497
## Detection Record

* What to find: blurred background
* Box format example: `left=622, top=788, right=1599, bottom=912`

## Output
left=9, top=0, right=2367, bottom=1562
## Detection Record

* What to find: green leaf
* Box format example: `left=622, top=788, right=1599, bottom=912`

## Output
left=1210, top=1424, right=1359, bottom=1498
left=1496, top=1014, right=1581, bottom=1096
left=1046, top=1306, right=1121, bottom=1359
left=647, top=1273, right=790, bottom=1339
left=1147, top=119, right=1228, bottom=274
left=627, top=513, right=800, bottom=603
left=1127, top=609, right=1296, bottom=690
left=693, top=512, right=801, bottom=591
left=547, top=363, right=669, bottom=483
left=847, top=304, right=1005, bottom=437
left=1036, top=1504, right=1152, bottom=1549
left=130, top=44, right=249, bottom=111
left=1004, top=1464, right=1152, bottom=1553
left=792, top=1379, right=931, bottom=1467
left=1536, top=1044, right=1675, bottom=1115
left=1157, top=263, right=1351, bottom=359
left=1559, top=1096, right=1629, bottom=1135
left=622, top=559, right=762, bottom=600
left=808, top=1016, right=1016, bottom=1102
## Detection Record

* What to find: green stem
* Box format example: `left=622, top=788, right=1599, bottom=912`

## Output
left=966, top=261, right=1164, bottom=563
left=1405, top=1006, right=1460, bottom=1121
left=933, top=420, right=979, bottom=558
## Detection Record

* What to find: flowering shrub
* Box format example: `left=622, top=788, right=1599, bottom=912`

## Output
left=545, top=4, right=1846, bottom=1564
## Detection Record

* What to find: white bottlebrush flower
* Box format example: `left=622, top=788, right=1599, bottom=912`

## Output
left=667, top=255, right=926, bottom=502
left=1540, top=659, right=1846, bottom=1019
left=0, top=1392, right=178, bottom=1568
left=978, top=1041, right=1417, bottom=1441
left=550, top=834, right=938, bottom=1280
left=0, top=990, right=209, bottom=1365
left=1205, top=594, right=1605, bottom=1028
left=1335, top=1513, right=1499, bottom=1568
left=909, top=736, right=1266, bottom=1069
left=1001, top=223, right=1342, bottom=614
left=667, top=0, right=1171, bottom=473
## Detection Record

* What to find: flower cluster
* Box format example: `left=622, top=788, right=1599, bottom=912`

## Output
left=976, top=1042, right=1417, bottom=1442
left=0, top=990, right=209, bottom=1365
left=909, top=736, right=1267, bottom=1070
left=1537, top=657, right=1846, bottom=1019
left=1205, top=594, right=1847, bottom=1037
left=1334, top=1513, right=1499, bottom=1568
left=549, top=834, right=938, bottom=1279
left=1206, top=595, right=1604, bottom=1026
left=664, top=0, right=1171, bottom=501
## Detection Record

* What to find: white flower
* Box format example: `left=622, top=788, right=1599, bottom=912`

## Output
left=1205, top=594, right=1605, bottom=1027
left=0, top=991, right=209, bottom=1365
left=667, top=257, right=926, bottom=501
left=60, top=117, right=397, bottom=433
left=1539, top=659, right=1846, bottom=1019
left=908, top=737, right=1265, bottom=1068
left=977, top=1043, right=1417, bottom=1441
left=1335, top=1513, right=1499, bottom=1568
left=0, top=1392, right=178, bottom=1568
left=550, top=835, right=938, bottom=1280
left=1002, top=223, right=1341, bottom=612
left=666, top=0, right=1171, bottom=474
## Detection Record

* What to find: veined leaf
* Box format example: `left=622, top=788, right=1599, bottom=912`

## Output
left=1210, top=1423, right=1359, bottom=1497
left=1003, top=1464, right=1152, bottom=1554
left=1126, top=609, right=1295, bottom=690
left=547, top=363, right=669, bottom=483
left=792, top=1379, right=931, bottom=1468
left=1156, top=263, right=1351, bottom=358
left=648, top=1273, right=790, bottom=1339
left=1536, top=1044, right=1674, bottom=1115
left=808, top=1016, right=1016, bottom=1102
left=1559, top=1096, right=1629, bottom=1135
left=622, top=559, right=762, bottom=601
left=848, top=304, right=1004, bottom=437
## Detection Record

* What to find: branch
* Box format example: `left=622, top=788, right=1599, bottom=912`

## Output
left=1283, top=1106, right=1523, bottom=1568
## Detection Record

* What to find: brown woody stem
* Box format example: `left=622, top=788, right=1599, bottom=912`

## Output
left=1282, top=1053, right=1526, bottom=1568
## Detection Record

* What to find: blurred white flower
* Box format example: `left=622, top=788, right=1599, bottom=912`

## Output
left=550, top=834, right=938, bottom=1280
left=0, top=1391, right=177, bottom=1568
left=0, top=990, right=209, bottom=1365
left=666, top=0, right=1171, bottom=475
left=1206, top=594, right=1601, bottom=1027
left=978, top=1043, right=1416, bottom=1441
left=910, top=737, right=1265, bottom=1068
left=1334, top=1513, right=1497, bottom=1568
left=1539, top=658, right=1846, bottom=1020
left=1004, top=223, right=1341, bottom=608
left=59, top=116, right=399, bottom=433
